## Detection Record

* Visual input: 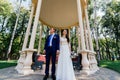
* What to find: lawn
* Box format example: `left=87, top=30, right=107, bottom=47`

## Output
left=100, top=60, right=120, bottom=73
left=0, top=60, right=17, bottom=69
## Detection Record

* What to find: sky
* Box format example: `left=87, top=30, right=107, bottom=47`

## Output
left=9, top=0, right=31, bottom=10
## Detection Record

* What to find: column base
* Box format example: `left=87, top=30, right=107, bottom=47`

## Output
left=80, top=69, right=90, bottom=76
left=15, top=63, right=24, bottom=73
left=16, top=49, right=37, bottom=75
left=89, top=69, right=98, bottom=74
left=15, top=51, right=26, bottom=73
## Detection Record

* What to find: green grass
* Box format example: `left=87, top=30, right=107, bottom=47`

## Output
left=0, top=60, right=17, bottom=69
left=100, top=60, right=120, bottom=73
left=0, top=60, right=120, bottom=73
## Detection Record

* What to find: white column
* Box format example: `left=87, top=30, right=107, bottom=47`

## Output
left=22, top=4, right=35, bottom=50
left=77, top=0, right=89, bottom=75
left=84, top=24, right=89, bottom=50
left=22, top=0, right=43, bottom=75
left=77, top=0, right=86, bottom=50
left=59, top=29, right=61, bottom=37
left=37, top=24, right=43, bottom=55
left=85, top=8, right=99, bottom=72
left=76, top=26, right=81, bottom=53
left=29, top=0, right=42, bottom=49
left=85, top=9, right=94, bottom=51
left=15, top=4, right=35, bottom=72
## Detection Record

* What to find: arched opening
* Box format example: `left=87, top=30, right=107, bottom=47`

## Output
left=15, top=0, right=99, bottom=75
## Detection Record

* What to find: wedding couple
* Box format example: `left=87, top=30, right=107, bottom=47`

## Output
left=43, top=28, right=76, bottom=80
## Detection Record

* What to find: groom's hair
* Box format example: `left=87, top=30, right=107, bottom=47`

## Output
left=53, top=28, right=56, bottom=32
left=49, top=27, right=56, bottom=32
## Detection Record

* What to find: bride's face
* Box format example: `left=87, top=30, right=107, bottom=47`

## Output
left=63, top=30, right=67, bottom=36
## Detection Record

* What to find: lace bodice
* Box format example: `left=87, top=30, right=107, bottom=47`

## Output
left=60, top=37, right=68, bottom=45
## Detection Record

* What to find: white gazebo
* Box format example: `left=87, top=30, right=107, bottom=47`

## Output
left=15, top=0, right=99, bottom=75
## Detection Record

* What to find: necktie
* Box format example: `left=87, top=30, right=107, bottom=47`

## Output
left=48, top=35, right=52, bottom=46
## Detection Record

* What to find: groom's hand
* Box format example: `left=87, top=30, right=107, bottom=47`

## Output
left=56, top=50, right=60, bottom=55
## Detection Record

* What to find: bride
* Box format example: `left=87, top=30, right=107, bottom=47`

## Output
left=56, top=29, right=76, bottom=80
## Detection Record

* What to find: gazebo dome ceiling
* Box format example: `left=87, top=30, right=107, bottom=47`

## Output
left=32, top=0, right=87, bottom=29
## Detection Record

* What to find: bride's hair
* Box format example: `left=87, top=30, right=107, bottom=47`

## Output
left=61, top=29, right=69, bottom=43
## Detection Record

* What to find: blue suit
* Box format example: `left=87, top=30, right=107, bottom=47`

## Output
left=44, top=34, right=60, bottom=75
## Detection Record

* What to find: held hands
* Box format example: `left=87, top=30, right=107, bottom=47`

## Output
left=43, top=50, right=46, bottom=54
left=56, top=50, right=60, bottom=55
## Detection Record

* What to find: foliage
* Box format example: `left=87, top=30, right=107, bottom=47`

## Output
left=0, top=0, right=120, bottom=61
left=0, top=6, right=30, bottom=59
left=88, top=0, right=120, bottom=60
left=100, top=0, right=120, bottom=60
left=0, top=0, right=13, bottom=16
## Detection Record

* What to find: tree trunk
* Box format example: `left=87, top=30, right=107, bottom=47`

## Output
left=105, top=37, right=111, bottom=60
left=7, top=0, right=22, bottom=60
left=115, top=26, right=120, bottom=59
left=0, top=17, right=6, bottom=32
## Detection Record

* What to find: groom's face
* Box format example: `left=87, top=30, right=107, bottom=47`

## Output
left=50, top=28, right=55, bottom=34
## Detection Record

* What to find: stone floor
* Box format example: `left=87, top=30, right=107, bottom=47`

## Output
left=0, top=66, right=120, bottom=80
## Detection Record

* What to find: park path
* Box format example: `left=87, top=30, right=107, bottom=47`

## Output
left=0, top=65, right=120, bottom=80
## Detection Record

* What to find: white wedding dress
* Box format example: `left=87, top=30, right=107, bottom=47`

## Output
left=56, top=37, right=76, bottom=80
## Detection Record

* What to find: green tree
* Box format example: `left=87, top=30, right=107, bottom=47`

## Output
left=0, top=7, right=30, bottom=60
left=0, top=0, right=13, bottom=59
left=0, top=0, right=13, bottom=32
left=101, top=0, right=120, bottom=59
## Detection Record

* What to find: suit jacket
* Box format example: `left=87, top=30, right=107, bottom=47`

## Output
left=44, top=34, right=60, bottom=52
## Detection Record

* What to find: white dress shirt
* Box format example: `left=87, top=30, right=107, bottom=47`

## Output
left=49, top=33, right=55, bottom=46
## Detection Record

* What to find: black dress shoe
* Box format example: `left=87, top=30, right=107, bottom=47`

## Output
left=51, top=75, right=56, bottom=80
left=43, top=75, right=49, bottom=80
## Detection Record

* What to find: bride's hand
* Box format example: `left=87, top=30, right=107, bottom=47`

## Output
left=56, top=50, right=60, bottom=55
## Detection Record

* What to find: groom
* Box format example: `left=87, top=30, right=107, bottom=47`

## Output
left=43, top=28, right=60, bottom=80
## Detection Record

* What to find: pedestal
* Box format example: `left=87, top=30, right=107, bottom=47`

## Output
left=16, top=49, right=37, bottom=75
